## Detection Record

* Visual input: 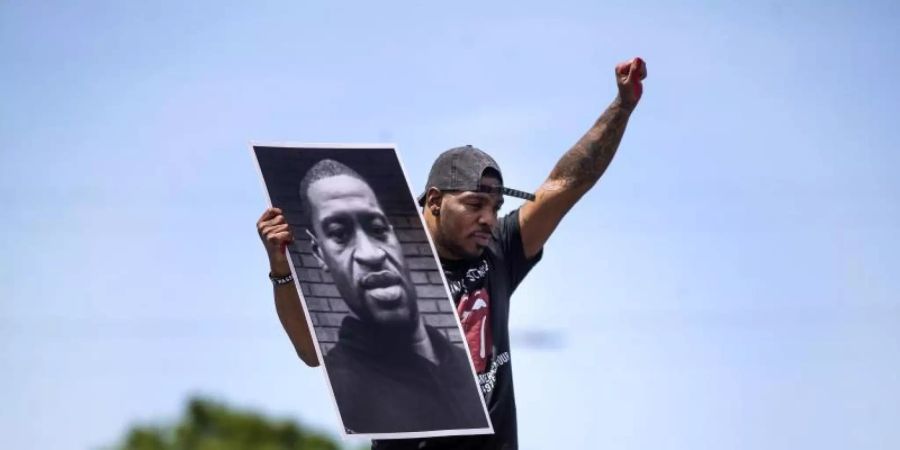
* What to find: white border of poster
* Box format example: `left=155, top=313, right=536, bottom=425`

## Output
left=250, top=142, right=494, bottom=440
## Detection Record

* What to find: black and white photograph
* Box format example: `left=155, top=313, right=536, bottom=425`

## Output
left=252, top=144, right=492, bottom=438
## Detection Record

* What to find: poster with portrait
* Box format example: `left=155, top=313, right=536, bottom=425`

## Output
left=251, top=143, right=492, bottom=439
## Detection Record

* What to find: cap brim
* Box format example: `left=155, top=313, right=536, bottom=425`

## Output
left=418, top=186, right=535, bottom=208
left=476, top=185, right=536, bottom=202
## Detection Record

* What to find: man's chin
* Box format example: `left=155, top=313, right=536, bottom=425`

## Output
left=364, top=294, right=411, bottom=321
left=370, top=310, right=417, bottom=332
left=461, top=245, right=486, bottom=260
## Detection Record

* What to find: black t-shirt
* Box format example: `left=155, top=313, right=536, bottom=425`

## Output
left=374, top=208, right=542, bottom=450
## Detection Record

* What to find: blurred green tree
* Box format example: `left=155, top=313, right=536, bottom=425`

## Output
left=111, top=397, right=360, bottom=450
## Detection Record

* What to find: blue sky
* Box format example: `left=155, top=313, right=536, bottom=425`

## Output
left=2, top=1, right=899, bottom=449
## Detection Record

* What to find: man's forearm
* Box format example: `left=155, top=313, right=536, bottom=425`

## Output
left=273, top=283, right=320, bottom=367
left=257, top=208, right=320, bottom=367
left=548, top=96, right=634, bottom=194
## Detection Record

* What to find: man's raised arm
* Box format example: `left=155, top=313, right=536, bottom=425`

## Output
left=519, top=57, right=647, bottom=258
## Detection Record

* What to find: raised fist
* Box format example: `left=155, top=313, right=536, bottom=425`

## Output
left=615, top=57, right=647, bottom=108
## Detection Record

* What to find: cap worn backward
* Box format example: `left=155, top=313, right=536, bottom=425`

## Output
left=417, top=145, right=502, bottom=206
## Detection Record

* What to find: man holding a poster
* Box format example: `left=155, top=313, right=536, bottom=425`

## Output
left=257, top=57, right=648, bottom=448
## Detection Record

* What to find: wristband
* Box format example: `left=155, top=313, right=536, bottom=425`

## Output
left=269, top=271, right=294, bottom=286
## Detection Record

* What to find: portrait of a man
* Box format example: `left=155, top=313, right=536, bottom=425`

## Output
left=253, top=145, right=490, bottom=437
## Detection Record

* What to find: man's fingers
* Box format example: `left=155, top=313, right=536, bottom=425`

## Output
left=625, top=60, right=637, bottom=84
left=258, top=207, right=282, bottom=223
left=272, top=223, right=292, bottom=235
left=257, top=212, right=287, bottom=234
left=262, top=223, right=292, bottom=241
left=257, top=208, right=293, bottom=264
left=616, top=57, right=647, bottom=84
left=258, top=214, right=286, bottom=230
left=625, top=58, right=645, bottom=84
left=634, top=57, right=647, bottom=80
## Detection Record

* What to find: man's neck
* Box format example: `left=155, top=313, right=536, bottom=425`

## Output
left=433, top=238, right=461, bottom=262
left=410, top=320, right=438, bottom=364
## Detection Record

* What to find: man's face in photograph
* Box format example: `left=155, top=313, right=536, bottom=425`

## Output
left=307, top=174, right=419, bottom=330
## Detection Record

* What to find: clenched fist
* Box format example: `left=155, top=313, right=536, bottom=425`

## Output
left=615, top=57, right=647, bottom=109
left=257, top=207, right=294, bottom=275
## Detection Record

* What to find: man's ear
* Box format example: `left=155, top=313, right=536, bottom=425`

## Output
left=306, top=228, right=329, bottom=272
left=425, top=188, right=443, bottom=217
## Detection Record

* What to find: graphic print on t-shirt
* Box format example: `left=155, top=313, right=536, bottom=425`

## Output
left=446, top=259, right=492, bottom=373
left=456, top=287, right=491, bottom=372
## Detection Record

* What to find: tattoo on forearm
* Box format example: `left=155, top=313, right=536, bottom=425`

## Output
left=549, top=100, right=632, bottom=191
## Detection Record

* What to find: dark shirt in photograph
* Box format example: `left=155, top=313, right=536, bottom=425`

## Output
left=326, top=315, right=489, bottom=434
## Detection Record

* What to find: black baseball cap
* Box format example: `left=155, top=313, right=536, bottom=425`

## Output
left=417, top=145, right=536, bottom=206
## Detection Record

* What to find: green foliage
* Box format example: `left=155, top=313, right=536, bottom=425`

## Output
left=113, top=397, right=346, bottom=450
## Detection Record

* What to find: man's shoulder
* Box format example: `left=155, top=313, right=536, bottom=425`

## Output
left=323, top=337, right=375, bottom=375
left=488, top=208, right=523, bottom=250
left=322, top=341, right=351, bottom=370
left=492, top=208, right=522, bottom=238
